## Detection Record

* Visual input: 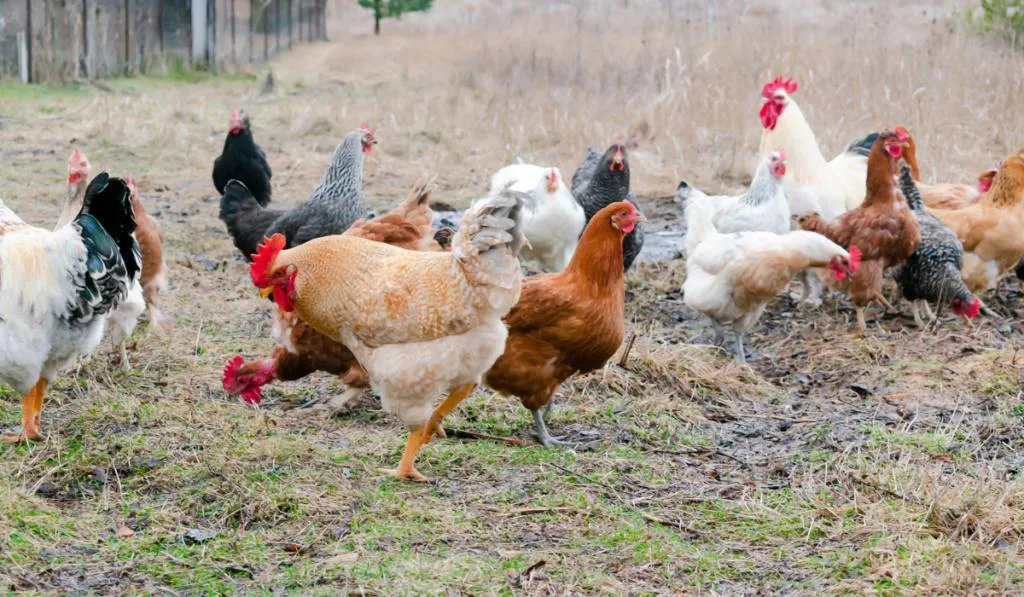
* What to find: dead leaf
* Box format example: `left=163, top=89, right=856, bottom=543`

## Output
left=282, top=542, right=304, bottom=553
left=324, top=552, right=359, bottom=566
left=116, top=525, right=135, bottom=539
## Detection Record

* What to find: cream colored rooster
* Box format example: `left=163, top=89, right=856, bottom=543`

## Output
left=249, top=188, right=525, bottom=482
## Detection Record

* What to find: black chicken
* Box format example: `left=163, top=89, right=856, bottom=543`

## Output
left=893, top=160, right=980, bottom=326
left=212, top=109, right=273, bottom=207
left=570, top=143, right=645, bottom=270
left=219, top=125, right=375, bottom=260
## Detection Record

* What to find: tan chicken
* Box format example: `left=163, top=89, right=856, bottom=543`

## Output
left=248, top=188, right=525, bottom=482
left=929, top=151, right=1024, bottom=293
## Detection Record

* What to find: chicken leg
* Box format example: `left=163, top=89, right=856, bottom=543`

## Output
left=3, top=379, right=46, bottom=444
left=855, top=306, right=867, bottom=338
left=733, top=333, right=747, bottom=363
left=421, top=383, right=475, bottom=445
left=532, top=408, right=566, bottom=447
left=911, top=301, right=925, bottom=329
left=378, top=426, right=429, bottom=483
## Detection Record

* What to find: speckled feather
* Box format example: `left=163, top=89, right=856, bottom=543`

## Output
left=892, top=161, right=973, bottom=305
left=570, top=145, right=644, bottom=270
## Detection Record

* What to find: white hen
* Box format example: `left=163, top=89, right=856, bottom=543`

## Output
left=489, top=162, right=585, bottom=272
left=683, top=199, right=856, bottom=362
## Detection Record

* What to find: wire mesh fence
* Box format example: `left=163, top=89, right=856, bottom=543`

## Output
left=0, top=0, right=327, bottom=83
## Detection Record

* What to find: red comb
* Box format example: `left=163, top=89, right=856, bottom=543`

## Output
left=761, top=76, right=797, bottom=99
left=70, top=147, right=82, bottom=162
left=966, top=298, right=981, bottom=319
left=222, top=356, right=263, bottom=404
left=848, top=245, right=862, bottom=273
left=360, top=122, right=373, bottom=133
left=125, top=175, right=137, bottom=197
left=775, top=147, right=786, bottom=162
left=250, top=234, right=286, bottom=288
left=231, top=108, right=240, bottom=120
left=893, top=126, right=910, bottom=141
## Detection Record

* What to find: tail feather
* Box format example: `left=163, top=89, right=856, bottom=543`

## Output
left=846, top=132, right=879, bottom=157
left=452, top=185, right=526, bottom=289
left=220, top=179, right=283, bottom=259
left=897, top=160, right=923, bottom=211
left=80, top=173, right=140, bottom=280
left=685, top=198, right=717, bottom=256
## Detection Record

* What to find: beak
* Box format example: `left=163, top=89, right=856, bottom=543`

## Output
left=633, top=213, right=647, bottom=223
left=259, top=287, right=273, bottom=299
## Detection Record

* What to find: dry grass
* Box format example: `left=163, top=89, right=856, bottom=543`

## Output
left=1, top=0, right=1024, bottom=593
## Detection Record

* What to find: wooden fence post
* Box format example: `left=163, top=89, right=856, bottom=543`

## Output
left=287, top=0, right=293, bottom=49
left=157, top=0, right=164, bottom=54
left=210, top=0, right=217, bottom=69
left=124, top=0, right=131, bottom=74
left=24, top=0, right=32, bottom=83
left=249, top=0, right=255, bottom=62
left=275, top=0, right=281, bottom=54
left=81, top=0, right=89, bottom=78
left=263, top=1, right=269, bottom=61
left=231, top=0, right=236, bottom=63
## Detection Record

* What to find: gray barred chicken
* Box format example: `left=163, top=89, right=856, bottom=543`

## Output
left=893, top=160, right=980, bottom=326
left=219, top=125, right=376, bottom=259
left=571, top=144, right=644, bottom=270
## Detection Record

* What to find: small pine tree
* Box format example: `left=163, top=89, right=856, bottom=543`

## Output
left=357, top=0, right=434, bottom=35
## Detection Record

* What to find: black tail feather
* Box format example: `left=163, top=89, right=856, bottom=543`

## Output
left=846, top=132, right=879, bottom=157
left=80, top=172, right=140, bottom=280
left=219, top=179, right=283, bottom=259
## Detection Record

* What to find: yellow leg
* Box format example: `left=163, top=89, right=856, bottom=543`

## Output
left=377, top=426, right=428, bottom=483
left=421, top=383, right=476, bottom=445
left=4, top=379, right=45, bottom=444
left=855, top=306, right=866, bottom=338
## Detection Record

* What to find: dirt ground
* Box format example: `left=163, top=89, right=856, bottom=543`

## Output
left=1, top=0, right=1023, bottom=594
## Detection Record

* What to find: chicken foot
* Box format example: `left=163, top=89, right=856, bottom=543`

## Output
left=532, top=408, right=567, bottom=448
left=377, top=383, right=477, bottom=483
left=855, top=306, right=867, bottom=338
left=3, top=379, right=46, bottom=444
left=378, top=426, right=429, bottom=483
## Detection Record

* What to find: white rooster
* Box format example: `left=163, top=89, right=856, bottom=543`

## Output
left=489, top=161, right=584, bottom=272
left=0, top=173, right=140, bottom=442
left=55, top=149, right=146, bottom=369
left=683, top=199, right=857, bottom=362
left=756, top=76, right=876, bottom=219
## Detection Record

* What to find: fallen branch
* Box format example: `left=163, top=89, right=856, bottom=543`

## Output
left=617, top=331, right=638, bottom=368
left=444, top=428, right=528, bottom=446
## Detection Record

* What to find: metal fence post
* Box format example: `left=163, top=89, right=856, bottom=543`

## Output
left=263, top=2, right=269, bottom=61
left=157, top=0, right=164, bottom=54
left=275, top=0, right=281, bottom=54
left=210, top=0, right=217, bottom=69
left=231, top=0, right=236, bottom=64
left=287, top=0, right=292, bottom=49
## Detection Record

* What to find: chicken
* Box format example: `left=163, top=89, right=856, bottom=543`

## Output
left=55, top=147, right=91, bottom=228
left=684, top=198, right=857, bottom=362
left=248, top=188, right=525, bottom=482
left=796, top=129, right=920, bottom=336
left=483, top=201, right=644, bottom=446
left=489, top=163, right=585, bottom=272
left=223, top=180, right=451, bottom=404
left=212, top=109, right=273, bottom=207
left=0, top=173, right=139, bottom=442
left=897, top=131, right=996, bottom=212
left=891, top=159, right=980, bottom=326
left=219, top=125, right=375, bottom=259
left=929, top=151, right=1024, bottom=293
left=757, top=76, right=875, bottom=218
left=125, top=176, right=169, bottom=330
left=54, top=151, right=145, bottom=368
left=685, top=149, right=791, bottom=247
left=570, top=144, right=645, bottom=270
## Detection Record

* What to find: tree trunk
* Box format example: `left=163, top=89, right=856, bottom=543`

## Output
left=374, top=0, right=381, bottom=34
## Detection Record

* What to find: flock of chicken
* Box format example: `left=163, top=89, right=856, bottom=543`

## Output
left=1, top=76, right=1022, bottom=483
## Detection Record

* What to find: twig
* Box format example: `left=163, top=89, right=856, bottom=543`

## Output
left=444, top=428, right=527, bottom=446
left=640, top=512, right=710, bottom=538
left=510, top=507, right=576, bottom=516
left=617, top=331, right=638, bottom=368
